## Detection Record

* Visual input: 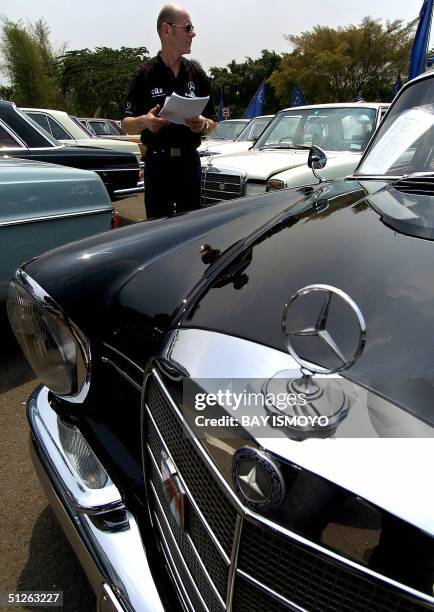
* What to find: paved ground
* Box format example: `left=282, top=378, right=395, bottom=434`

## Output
left=0, top=193, right=144, bottom=611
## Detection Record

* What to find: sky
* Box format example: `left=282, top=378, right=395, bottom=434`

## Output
left=1, top=0, right=432, bottom=74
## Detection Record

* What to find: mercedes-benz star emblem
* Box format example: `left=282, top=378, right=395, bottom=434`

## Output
left=232, top=447, right=285, bottom=511
left=282, top=284, right=366, bottom=374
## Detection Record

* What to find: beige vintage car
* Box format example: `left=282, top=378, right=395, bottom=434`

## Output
left=22, top=108, right=142, bottom=162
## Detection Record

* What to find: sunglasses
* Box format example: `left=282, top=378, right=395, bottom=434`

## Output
left=168, top=22, right=195, bottom=33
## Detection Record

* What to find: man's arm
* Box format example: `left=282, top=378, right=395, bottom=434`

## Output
left=185, top=115, right=216, bottom=135
left=122, top=104, right=169, bottom=134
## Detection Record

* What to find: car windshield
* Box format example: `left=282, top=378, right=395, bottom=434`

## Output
left=357, top=78, right=434, bottom=177
left=255, top=107, right=377, bottom=152
left=89, top=120, right=118, bottom=136
left=236, top=117, right=272, bottom=141
left=70, top=116, right=94, bottom=137
left=208, top=121, right=248, bottom=140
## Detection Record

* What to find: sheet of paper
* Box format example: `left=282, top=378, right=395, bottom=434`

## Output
left=159, top=92, right=210, bottom=125
left=361, top=108, right=433, bottom=175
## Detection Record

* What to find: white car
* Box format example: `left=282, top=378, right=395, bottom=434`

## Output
left=199, top=118, right=250, bottom=149
left=21, top=108, right=141, bottom=162
left=198, top=115, right=273, bottom=157
left=201, top=103, right=389, bottom=205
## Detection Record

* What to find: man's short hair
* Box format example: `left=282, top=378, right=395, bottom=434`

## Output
left=157, top=4, right=180, bottom=37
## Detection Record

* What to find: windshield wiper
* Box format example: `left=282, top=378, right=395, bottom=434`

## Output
left=260, top=144, right=311, bottom=150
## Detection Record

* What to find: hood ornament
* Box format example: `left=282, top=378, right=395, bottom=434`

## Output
left=265, top=285, right=366, bottom=439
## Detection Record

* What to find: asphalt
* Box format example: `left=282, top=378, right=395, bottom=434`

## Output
left=0, top=192, right=145, bottom=611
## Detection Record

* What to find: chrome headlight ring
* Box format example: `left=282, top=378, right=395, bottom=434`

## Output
left=7, top=269, right=91, bottom=403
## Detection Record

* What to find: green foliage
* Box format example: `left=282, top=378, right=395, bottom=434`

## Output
left=0, top=18, right=61, bottom=106
left=269, top=17, right=415, bottom=104
left=209, top=50, right=281, bottom=117
left=58, top=47, right=149, bottom=118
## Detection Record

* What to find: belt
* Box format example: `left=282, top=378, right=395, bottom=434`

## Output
left=148, top=146, right=195, bottom=158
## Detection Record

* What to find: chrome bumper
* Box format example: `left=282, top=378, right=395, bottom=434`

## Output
left=113, top=181, right=144, bottom=197
left=28, top=385, right=165, bottom=612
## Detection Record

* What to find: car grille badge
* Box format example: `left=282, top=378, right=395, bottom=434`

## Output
left=161, top=450, right=186, bottom=530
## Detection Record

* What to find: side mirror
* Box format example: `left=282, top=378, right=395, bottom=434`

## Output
left=308, top=145, right=327, bottom=183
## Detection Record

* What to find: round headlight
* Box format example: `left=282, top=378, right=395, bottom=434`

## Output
left=7, top=270, right=90, bottom=402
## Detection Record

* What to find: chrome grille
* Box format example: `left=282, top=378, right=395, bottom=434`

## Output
left=201, top=169, right=243, bottom=206
left=143, top=372, right=434, bottom=612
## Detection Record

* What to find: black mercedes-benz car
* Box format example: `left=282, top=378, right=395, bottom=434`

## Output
left=0, top=101, right=140, bottom=199
left=6, top=72, right=434, bottom=612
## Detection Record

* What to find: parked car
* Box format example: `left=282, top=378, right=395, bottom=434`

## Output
left=198, top=115, right=273, bottom=157
left=201, top=103, right=389, bottom=206
left=0, top=101, right=140, bottom=199
left=0, top=157, right=114, bottom=304
left=8, top=73, right=434, bottom=612
left=21, top=108, right=141, bottom=162
left=79, top=116, right=145, bottom=158
left=201, top=118, right=250, bottom=144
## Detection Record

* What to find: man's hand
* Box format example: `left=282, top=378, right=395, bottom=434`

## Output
left=143, top=104, right=170, bottom=133
left=186, top=114, right=206, bottom=133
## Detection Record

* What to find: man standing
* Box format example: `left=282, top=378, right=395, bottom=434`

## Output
left=122, top=4, right=216, bottom=219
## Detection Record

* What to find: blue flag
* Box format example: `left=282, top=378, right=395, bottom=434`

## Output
left=390, top=73, right=403, bottom=101
left=217, top=89, right=224, bottom=122
left=244, top=81, right=265, bottom=119
left=408, top=0, right=434, bottom=80
left=291, top=82, right=306, bottom=107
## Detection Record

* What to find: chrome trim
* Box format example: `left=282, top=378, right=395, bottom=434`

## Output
left=226, top=515, right=243, bottom=611
left=145, top=410, right=231, bottom=563
left=102, top=343, right=145, bottom=374
left=164, top=328, right=434, bottom=533
left=158, top=534, right=195, bottom=612
left=101, top=357, right=142, bottom=392
left=150, top=367, right=434, bottom=607
left=29, top=386, right=124, bottom=514
left=30, top=390, right=165, bottom=612
left=92, top=168, right=139, bottom=173
left=0, top=207, right=111, bottom=228
left=237, top=569, right=308, bottom=612
left=185, top=532, right=226, bottom=608
left=150, top=480, right=210, bottom=612
left=113, top=185, right=144, bottom=196
left=98, top=583, right=124, bottom=612
left=12, top=269, right=91, bottom=403
left=0, top=118, right=27, bottom=148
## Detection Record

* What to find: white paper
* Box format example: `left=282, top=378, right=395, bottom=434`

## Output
left=361, top=108, right=434, bottom=174
left=159, top=92, right=209, bottom=125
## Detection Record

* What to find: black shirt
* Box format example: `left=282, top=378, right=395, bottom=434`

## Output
left=123, top=53, right=216, bottom=149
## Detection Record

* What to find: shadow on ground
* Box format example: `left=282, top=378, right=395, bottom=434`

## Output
left=16, top=506, right=96, bottom=611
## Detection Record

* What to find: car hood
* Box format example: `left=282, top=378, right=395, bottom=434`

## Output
left=205, top=148, right=342, bottom=180
left=183, top=179, right=434, bottom=427
left=22, top=178, right=434, bottom=426
left=200, top=141, right=254, bottom=156
left=66, top=137, right=140, bottom=156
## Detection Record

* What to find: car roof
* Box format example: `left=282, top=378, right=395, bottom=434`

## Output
left=278, top=102, right=389, bottom=113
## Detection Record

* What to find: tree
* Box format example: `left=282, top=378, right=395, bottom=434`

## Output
left=58, top=47, right=149, bottom=117
left=0, top=18, right=61, bottom=106
left=209, top=50, right=282, bottom=117
left=269, top=18, right=415, bottom=105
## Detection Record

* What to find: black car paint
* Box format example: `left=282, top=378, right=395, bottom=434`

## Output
left=0, top=101, right=139, bottom=198
left=22, top=174, right=434, bottom=427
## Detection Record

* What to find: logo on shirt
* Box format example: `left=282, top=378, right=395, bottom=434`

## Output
left=151, top=87, right=165, bottom=97
left=185, top=81, right=196, bottom=98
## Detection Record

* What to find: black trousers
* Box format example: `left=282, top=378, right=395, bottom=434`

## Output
left=144, top=148, right=201, bottom=219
